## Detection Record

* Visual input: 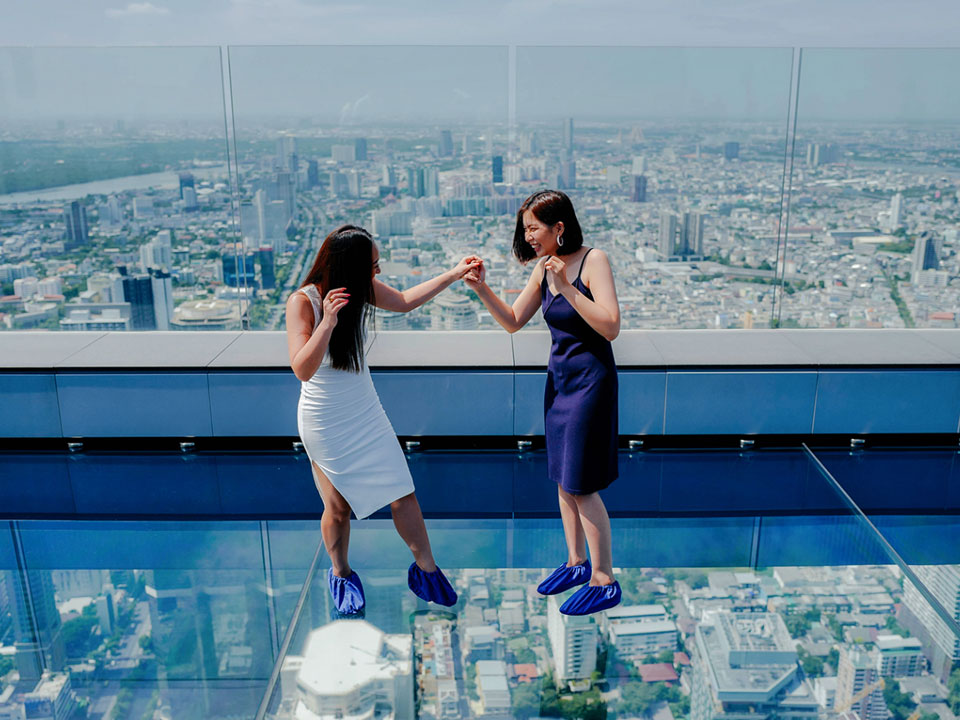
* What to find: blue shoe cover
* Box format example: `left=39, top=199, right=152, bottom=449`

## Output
left=537, top=560, right=591, bottom=595
left=328, top=568, right=365, bottom=615
left=408, top=563, right=458, bottom=606
left=559, top=581, right=622, bottom=616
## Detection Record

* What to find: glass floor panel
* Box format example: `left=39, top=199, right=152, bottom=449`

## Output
left=0, top=447, right=957, bottom=719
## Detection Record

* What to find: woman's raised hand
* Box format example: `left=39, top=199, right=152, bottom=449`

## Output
left=452, top=255, right=483, bottom=279
left=319, top=287, right=349, bottom=329
left=543, top=255, right=571, bottom=291
left=463, top=259, right=486, bottom=290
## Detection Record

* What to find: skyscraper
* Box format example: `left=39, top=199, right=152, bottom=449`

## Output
left=723, top=142, right=740, bottom=160
left=558, top=160, right=576, bottom=190
left=681, top=212, right=705, bottom=256
left=563, top=118, right=574, bottom=156
left=835, top=648, right=887, bottom=720
left=257, top=248, right=276, bottom=290
left=900, top=565, right=960, bottom=682
left=912, top=231, right=940, bottom=283
left=889, top=192, right=903, bottom=230
left=631, top=175, right=647, bottom=203
left=659, top=213, right=678, bottom=258
left=354, top=137, right=368, bottom=162
left=1, top=570, right=65, bottom=680
left=63, top=201, right=89, bottom=248
left=491, top=156, right=504, bottom=184
left=222, top=251, right=257, bottom=289
left=178, top=172, right=195, bottom=200
left=631, top=156, right=647, bottom=175
left=306, top=160, right=320, bottom=189
left=149, top=268, right=174, bottom=331
left=547, top=595, right=597, bottom=688
left=439, top=130, right=454, bottom=157
left=277, top=135, right=297, bottom=171
left=120, top=274, right=157, bottom=330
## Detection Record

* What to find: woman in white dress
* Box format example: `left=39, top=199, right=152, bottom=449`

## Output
left=286, top=224, right=480, bottom=615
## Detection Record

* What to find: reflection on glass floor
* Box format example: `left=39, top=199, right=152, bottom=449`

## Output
left=0, top=448, right=957, bottom=720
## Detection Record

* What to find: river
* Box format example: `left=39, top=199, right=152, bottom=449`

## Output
left=0, top=165, right=230, bottom=206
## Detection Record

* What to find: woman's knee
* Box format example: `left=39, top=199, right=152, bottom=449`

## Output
left=322, top=495, right=352, bottom=523
left=390, top=492, right=417, bottom=512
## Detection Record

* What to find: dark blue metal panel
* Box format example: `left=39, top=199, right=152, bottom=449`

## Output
left=0, top=454, right=75, bottom=514
left=209, top=373, right=300, bottom=436
left=619, top=371, right=667, bottom=435
left=214, top=454, right=322, bottom=515
left=814, top=370, right=960, bottom=434
left=66, top=454, right=221, bottom=515
left=0, top=374, right=62, bottom=437
left=373, top=371, right=514, bottom=436
left=665, top=371, right=817, bottom=434
left=56, top=373, right=213, bottom=437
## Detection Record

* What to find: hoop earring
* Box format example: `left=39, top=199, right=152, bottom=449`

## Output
left=557, top=233, right=564, bottom=247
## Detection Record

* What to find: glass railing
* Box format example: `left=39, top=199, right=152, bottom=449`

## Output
left=1, top=46, right=959, bottom=333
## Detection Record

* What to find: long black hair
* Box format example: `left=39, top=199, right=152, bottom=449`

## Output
left=300, top=224, right=376, bottom=372
left=512, top=189, right=584, bottom=263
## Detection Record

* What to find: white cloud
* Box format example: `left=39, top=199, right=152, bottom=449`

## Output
left=105, top=2, right=171, bottom=18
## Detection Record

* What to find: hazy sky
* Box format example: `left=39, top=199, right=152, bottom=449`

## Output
left=3, top=0, right=960, bottom=47
left=2, top=1, right=960, bottom=123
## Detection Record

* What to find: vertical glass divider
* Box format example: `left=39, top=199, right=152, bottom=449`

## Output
left=802, top=443, right=960, bottom=639
left=223, top=46, right=247, bottom=330
left=771, top=47, right=803, bottom=327
left=254, top=535, right=327, bottom=720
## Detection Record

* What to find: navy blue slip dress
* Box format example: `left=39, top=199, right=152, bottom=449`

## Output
left=541, top=248, right=619, bottom=495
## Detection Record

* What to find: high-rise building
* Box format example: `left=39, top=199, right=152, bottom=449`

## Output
left=806, top=143, right=841, bottom=166
left=306, top=160, right=320, bottom=189
left=273, top=172, right=297, bottom=221
left=900, top=565, right=960, bottom=682
left=222, top=251, right=257, bottom=289
left=631, top=156, right=647, bottom=175
left=2, top=570, right=66, bottom=680
left=100, top=195, right=123, bottom=225
left=876, top=635, right=925, bottom=677
left=63, top=201, right=89, bottom=248
left=439, top=130, right=454, bottom=157
left=836, top=648, right=887, bottom=720
left=424, top=167, right=439, bottom=197
left=149, top=268, right=174, bottom=331
left=257, top=247, right=276, bottom=290
left=690, top=612, right=816, bottom=720
left=331, top=144, right=357, bottom=163
left=277, top=135, right=297, bottom=171
left=912, top=232, right=940, bottom=283
left=659, top=213, right=678, bottom=258
left=382, top=165, right=398, bottom=187
left=346, top=171, right=362, bottom=198
left=354, top=137, right=368, bottom=162
left=681, top=212, right=705, bottom=256
left=120, top=274, right=157, bottom=330
left=889, top=192, right=903, bottom=230
left=631, top=175, right=647, bottom=202
left=723, top=142, right=740, bottom=160
left=140, top=230, right=173, bottom=272
left=563, top=118, right=574, bottom=156
left=558, top=159, right=576, bottom=190
left=178, top=172, right=195, bottom=200
left=547, top=595, right=597, bottom=687
left=182, top=186, right=198, bottom=211
left=492, top=156, right=504, bottom=184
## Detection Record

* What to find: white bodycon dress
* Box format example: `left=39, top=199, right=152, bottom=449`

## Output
left=296, top=285, right=415, bottom=519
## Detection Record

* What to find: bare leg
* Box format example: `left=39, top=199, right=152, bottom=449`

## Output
left=311, top=462, right=353, bottom=577
left=557, top=486, right=588, bottom=567
left=390, top=492, right=437, bottom=572
left=572, top=492, right=615, bottom=586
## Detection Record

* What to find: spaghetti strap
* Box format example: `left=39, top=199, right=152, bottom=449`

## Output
left=576, top=248, right=593, bottom=281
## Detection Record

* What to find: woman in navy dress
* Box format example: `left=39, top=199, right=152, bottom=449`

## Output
left=465, top=190, right=621, bottom=615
